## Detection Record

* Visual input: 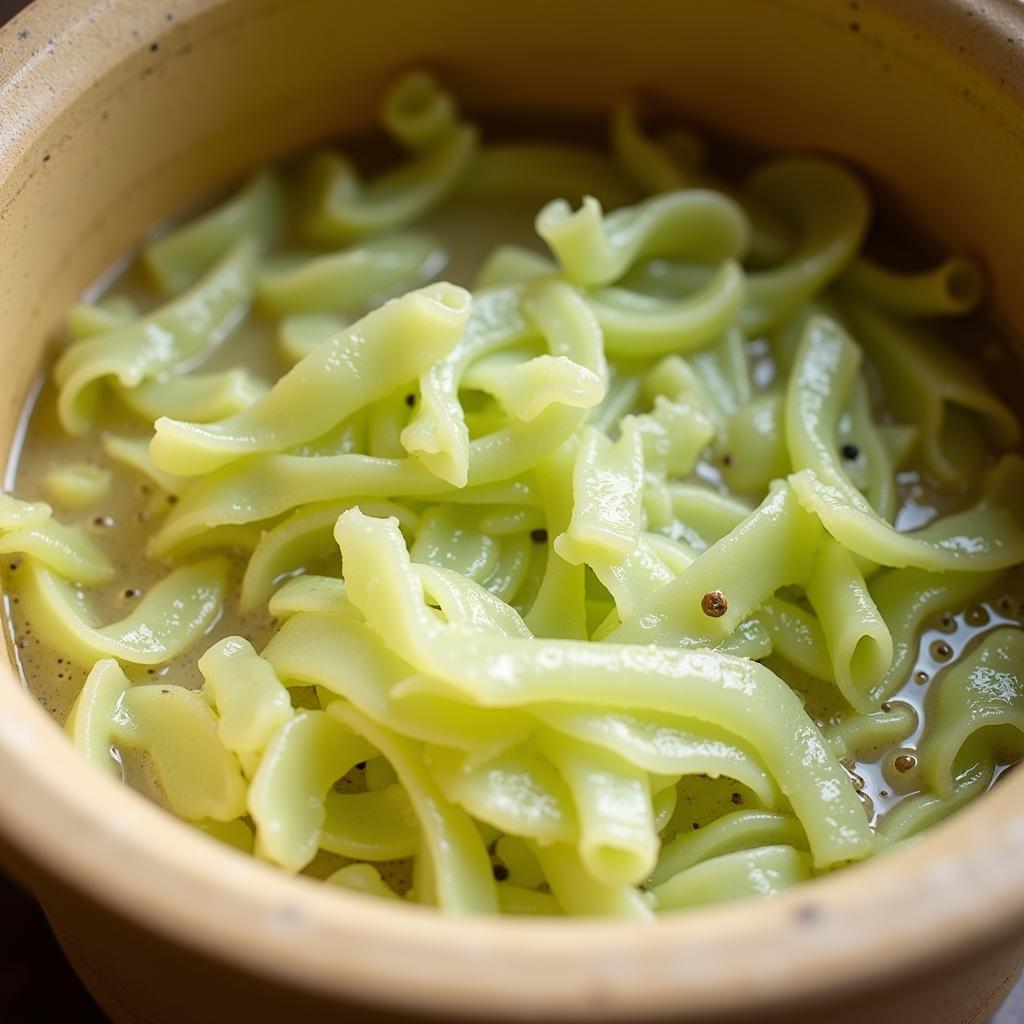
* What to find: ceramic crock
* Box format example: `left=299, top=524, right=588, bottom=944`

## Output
left=1, top=2, right=1024, bottom=1021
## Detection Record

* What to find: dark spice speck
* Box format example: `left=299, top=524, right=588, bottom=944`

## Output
left=701, top=590, right=728, bottom=618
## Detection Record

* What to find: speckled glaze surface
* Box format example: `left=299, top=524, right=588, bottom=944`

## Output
left=1, top=2, right=1024, bottom=1022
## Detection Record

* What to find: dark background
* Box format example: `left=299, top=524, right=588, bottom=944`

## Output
left=0, top=0, right=1022, bottom=1020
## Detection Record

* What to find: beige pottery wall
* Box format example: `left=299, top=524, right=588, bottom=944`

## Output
left=2, top=2, right=1024, bottom=1021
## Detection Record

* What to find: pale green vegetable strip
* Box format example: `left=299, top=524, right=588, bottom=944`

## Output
left=151, top=283, right=470, bottom=476
left=494, top=836, right=545, bottom=889
left=610, top=482, right=823, bottom=648
left=521, top=276, right=608, bottom=379
left=320, top=784, right=419, bottom=861
left=537, top=730, right=657, bottom=886
left=66, top=658, right=129, bottom=778
left=610, top=99, right=690, bottom=193
left=588, top=260, right=744, bottom=358
left=427, top=744, right=577, bottom=844
left=461, top=351, right=603, bottom=422
left=826, top=702, right=918, bottom=762
left=642, top=351, right=714, bottom=413
left=536, top=190, right=749, bottom=287
left=267, top=575, right=353, bottom=619
left=102, top=436, right=186, bottom=496
left=532, top=842, right=653, bottom=919
left=400, top=284, right=534, bottom=487
left=240, top=499, right=416, bottom=611
left=411, top=505, right=499, bottom=583
left=149, top=451, right=538, bottom=556
left=462, top=144, right=637, bottom=208
left=841, top=299, right=1019, bottom=484
left=806, top=538, right=893, bottom=712
left=116, top=369, right=267, bottom=424
left=144, top=170, right=285, bottom=294
left=67, top=296, right=137, bottom=340
left=248, top=710, right=376, bottom=871
left=416, top=562, right=533, bottom=640
left=15, top=558, right=226, bottom=668
left=845, top=377, right=896, bottom=519
left=665, top=483, right=751, bottom=551
left=555, top=421, right=645, bottom=566
left=301, top=132, right=478, bottom=245
left=652, top=783, right=678, bottom=833
left=522, top=443, right=588, bottom=640
left=653, top=845, right=811, bottom=911
left=198, top=637, right=294, bottom=757
left=365, top=757, right=399, bottom=792
left=474, top=245, right=556, bottom=290
left=533, top=704, right=778, bottom=806
left=300, top=74, right=478, bottom=244
left=588, top=365, right=644, bottom=434
left=113, top=685, right=247, bottom=822
left=55, top=239, right=258, bottom=434
left=650, top=811, right=807, bottom=887
left=588, top=535, right=684, bottom=626
left=264, top=611, right=533, bottom=760
left=196, top=818, right=255, bottom=853
left=381, top=69, right=460, bottom=148
left=877, top=755, right=993, bottom=845
left=840, top=255, right=984, bottom=317
left=44, top=463, right=111, bottom=508
left=756, top=597, right=831, bottom=681
left=917, top=629, right=1024, bottom=798
left=742, top=159, right=870, bottom=334
left=793, top=457, right=1024, bottom=572
left=325, top=864, right=400, bottom=900
left=328, top=703, right=499, bottom=914
left=480, top=531, right=533, bottom=604
left=869, top=566, right=1004, bottom=702
left=0, top=494, right=52, bottom=531
left=335, top=510, right=874, bottom=868
left=718, top=617, right=774, bottom=660
left=722, top=392, right=790, bottom=497
left=277, top=313, right=348, bottom=366
left=497, top=886, right=563, bottom=916
left=609, top=101, right=791, bottom=265
left=631, top=398, right=713, bottom=478
left=689, top=328, right=751, bottom=431
left=786, top=315, right=1024, bottom=570
left=0, top=519, right=114, bottom=585
left=257, top=234, right=439, bottom=315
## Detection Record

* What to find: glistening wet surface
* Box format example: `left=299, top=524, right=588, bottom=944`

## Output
left=0, top=0, right=1022, bottom=1017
